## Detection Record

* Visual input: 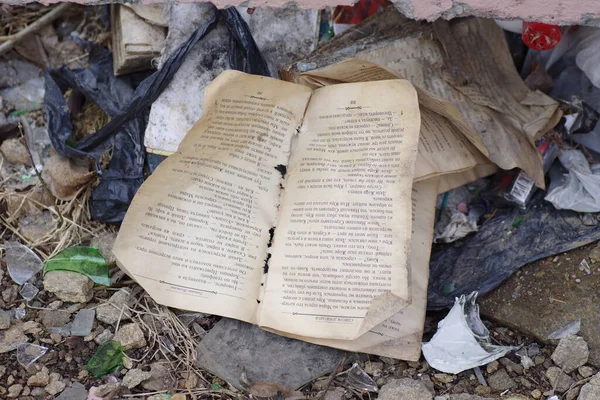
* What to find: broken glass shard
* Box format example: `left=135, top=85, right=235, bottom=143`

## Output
left=345, top=363, right=378, bottom=392
left=3, top=242, right=43, bottom=284
left=44, top=246, right=110, bottom=286
left=14, top=308, right=26, bottom=320
left=71, top=309, right=95, bottom=336
left=17, top=343, right=48, bottom=368
left=19, top=282, right=39, bottom=301
left=87, top=340, right=124, bottom=378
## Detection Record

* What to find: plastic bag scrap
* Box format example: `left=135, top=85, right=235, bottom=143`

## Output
left=44, top=8, right=268, bottom=223
left=545, top=149, right=600, bottom=212
left=423, top=292, right=519, bottom=374
left=428, top=191, right=600, bottom=309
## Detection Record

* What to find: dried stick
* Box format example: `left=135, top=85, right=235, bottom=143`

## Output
left=0, top=3, right=71, bottom=55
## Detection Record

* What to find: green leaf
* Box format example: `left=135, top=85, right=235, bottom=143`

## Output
left=44, top=246, right=110, bottom=286
left=86, top=340, right=124, bottom=378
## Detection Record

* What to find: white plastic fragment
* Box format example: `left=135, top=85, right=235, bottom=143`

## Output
left=547, top=320, right=581, bottom=340
left=17, top=343, right=48, bottom=368
left=3, top=242, right=43, bottom=285
left=422, top=292, right=520, bottom=374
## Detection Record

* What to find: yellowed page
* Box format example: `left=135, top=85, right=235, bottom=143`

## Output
left=113, top=70, right=312, bottom=323
left=259, top=80, right=421, bottom=340
left=269, top=179, right=438, bottom=360
left=294, top=60, right=495, bottom=185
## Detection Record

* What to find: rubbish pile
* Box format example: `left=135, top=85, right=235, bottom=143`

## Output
left=2, top=2, right=600, bottom=400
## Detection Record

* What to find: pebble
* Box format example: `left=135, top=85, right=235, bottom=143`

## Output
left=486, top=360, right=499, bottom=374
left=43, top=271, right=94, bottom=303
left=545, top=366, right=573, bottom=393
left=324, top=387, right=346, bottom=400
left=122, top=368, right=153, bottom=389
left=0, top=310, right=11, bottom=330
left=55, top=382, right=88, bottom=400
left=551, top=334, right=589, bottom=373
left=579, top=373, right=600, bottom=400
left=364, top=361, right=384, bottom=377
left=96, top=288, right=131, bottom=325
left=433, top=373, right=455, bottom=383
left=531, top=389, right=542, bottom=399
left=45, top=372, right=66, bottom=395
left=378, top=378, right=433, bottom=400
left=579, top=365, right=595, bottom=378
left=499, top=357, right=524, bottom=375
left=27, top=366, right=49, bottom=387
left=0, top=324, right=28, bottom=353
left=113, top=323, right=146, bottom=351
left=96, top=382, right=120, bottom=397
left=487, top=369, right=516, bottom=392
left=94, top=328, right=114, bottom=344
left=7, top=384, right=22, bottom=398
left=142, top=363, right=177, bottom=391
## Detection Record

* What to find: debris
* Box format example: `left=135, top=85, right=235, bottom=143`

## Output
left=0, top=77, right=44, bottom=111
left=95, top=288, right=131, bottom=325
left=111, top=4, right=166, bottom=75
left=434, top=211, right=478, bottom=243
left=545, top=366, right=573, bottom=393
left=70, top=309, right=95, bottom=337
left=551, top=334, right=589, bottom=373
left=27, top=366, right=50, bottom=387
left=548, top=320, right=582, bottom=340
left=487, top=369, right=516, bottom=392
left=3, top=241, right=43, bottom=285
left=545, top=150, right=600, bottom=212
left=0, top=4, right=72, bottom=56
left=44, top=247, right=110, bottom=286
left=422, top=293, right=519, bottom=374
left=19, top=282, right=38, bottom=301
left=196, top=318, right=343, bottom=390
left=16, top=343, right=47, bottom=368
left=429, top=193, right=600, bottom=309
left=345, top=363, right=378, bottom=392
left=86, top=340, right=124, bottom=378
left=43, top=270, right=94, bottom=303
left=378, top=378, right=433, bottom=400
left=141, top=363, right=176, bottom=391
left=580, top=259, right=592, bottom=275
left=113, top=323, right=146, bottom=351
left=122, top=368, right=152, bottom=389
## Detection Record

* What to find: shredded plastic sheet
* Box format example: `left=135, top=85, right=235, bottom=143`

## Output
left=423, top=293, right=519, bottom=374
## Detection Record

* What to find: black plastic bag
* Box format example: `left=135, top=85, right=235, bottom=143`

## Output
left=44, top=8, right=268, bottom=223
left=427, top=192, right=600, bottom=309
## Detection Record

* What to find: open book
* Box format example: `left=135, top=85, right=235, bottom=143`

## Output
left=113, top=61, right=487, bottom=359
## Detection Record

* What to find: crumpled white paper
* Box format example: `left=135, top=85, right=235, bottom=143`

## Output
left=422, top=292, right=520, bottom=374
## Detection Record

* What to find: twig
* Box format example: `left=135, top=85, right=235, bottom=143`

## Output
left=0, top=3, right=72, bottom=55
left=316, top=354, right=349, bottom=400
left=18, top=116, right=64, bottom=225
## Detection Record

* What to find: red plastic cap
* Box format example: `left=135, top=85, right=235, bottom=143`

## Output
left=522, top=22, right=562, bottom=50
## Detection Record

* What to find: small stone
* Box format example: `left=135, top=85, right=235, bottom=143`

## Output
left=499, top=357, right=524, bottom=375
left=378, top=378, right=433, bottom=400
left=48, top=300, right=63, bottom=310
left=113, top=323, right=146, bottom=351
left=324, top=387, right=346, bottom=400
left=142, top=363, right=177, bottom=391
left=534, top=355, right=545, bottom=365
left=6, top=375, right=14, bottom=386
left=96, top=382, right=120, bottom=397
left=0, top=324, right=28, bottom=353
left=27, top=367, right=49, bottom=387
left=420, top=375, right=435, bottom=394
left=531, top=389, right=542, bottom=399
left=545, top=366, right=573, bottom=393
left=22, top=386, right=30, bottom=396
left=55, top=382, right=88, bottom=400
left=433, top=373, right=455, bottom=383
left=77, top=370, right=88, bottom=380
left=50, top=333, right=62, bottom=344
left=45, top=373, right=66, bottom=395
left=0, top=366, right=5, bottom=377
left=380, top=357, right=399, bottom=365
left=184, top=372, right=199, bottom=389
left=31, top=387, right=45, bottom=397
left=7, top=384, right=23, bottom=398
left=96, top=288, right=131, bottom=325
left=579, top=373, right=600, bottom=400
left=579, top=366, right=595, bottom=378
left=123, top=355, right=133, bottom=369
left=0, top=310, right=11, bottom=330
left=0, top=138, right=31, bottom=166
left=474, top=385, right=491, bottom=395
left=122, top=368, right=153, bottom=389
left=487, top=369, right=516, bottom=392
left=90, top=231, right=117, bottom=266
left=566, top=387, right=580, bottom=400
left=551, top=334, right=589, bottom=373
left=364, top=361, right=384, bottom=378
left=43, top=271, right=93, bottom=303
left=486, top=360, right=499, bottom=374
left=94, top=328, right=113, bottom=344
left=22, top=321, right=42, bottom=335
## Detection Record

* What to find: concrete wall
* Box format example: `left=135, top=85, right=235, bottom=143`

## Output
left=24, top=0, right=600, bottom=25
